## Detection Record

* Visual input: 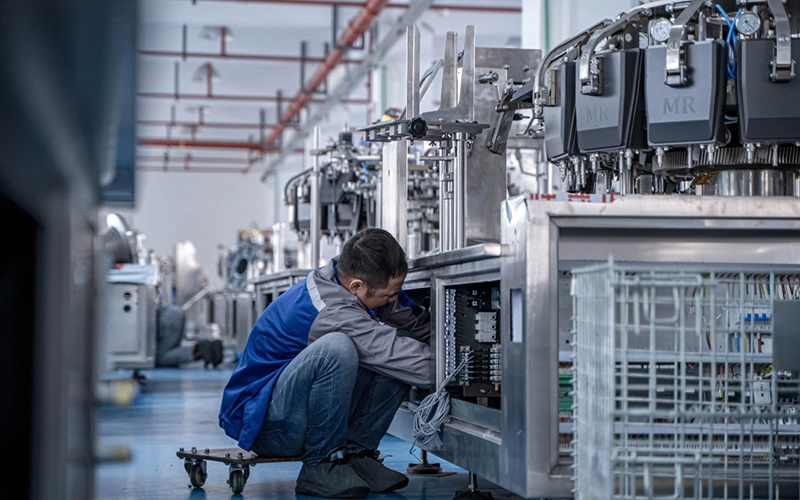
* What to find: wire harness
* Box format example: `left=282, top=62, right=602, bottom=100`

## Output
left=410, top=350, right=473, bottom=453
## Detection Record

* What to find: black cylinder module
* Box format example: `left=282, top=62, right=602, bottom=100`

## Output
left=407, top=117, right=428, bottom=139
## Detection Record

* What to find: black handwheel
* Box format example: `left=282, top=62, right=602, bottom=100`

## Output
left=189, top=463, right=207, bottom=488
left=228, top=469, right=245, bottom=494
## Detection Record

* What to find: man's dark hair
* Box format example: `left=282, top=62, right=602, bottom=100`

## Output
left=338, top=228, right=408, bottom=292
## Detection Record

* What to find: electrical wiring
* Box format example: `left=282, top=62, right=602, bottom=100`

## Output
left=716, top=4, right=743, bottom=81
left=410, top=350, right=473, bottom=453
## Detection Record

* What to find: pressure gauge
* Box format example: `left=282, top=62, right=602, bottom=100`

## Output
left=650, top=18, right=672, bottom=43
left=735, top=11, right=760, bottom=36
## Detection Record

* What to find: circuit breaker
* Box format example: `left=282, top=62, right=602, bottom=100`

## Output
left=444, top=281, right=501, bottom=401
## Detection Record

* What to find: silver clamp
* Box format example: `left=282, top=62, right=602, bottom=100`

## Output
left=578, top=5, right=652, bottom=95
left=766, top=0, right=795, bottom=82
left=664, top=0, right=707, bottom=87
left=534, top=18, right=609, bottom=111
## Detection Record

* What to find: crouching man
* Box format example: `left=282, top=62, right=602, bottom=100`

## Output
left=218, top=228, right=431, bottom=499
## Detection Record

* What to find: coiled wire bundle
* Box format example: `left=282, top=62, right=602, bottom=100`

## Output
left=410, top=350, right=473, bottom=452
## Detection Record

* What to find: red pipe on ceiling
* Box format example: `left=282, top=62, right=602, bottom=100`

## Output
left=263, top=0, right=388, bottom=147
left=137, top=91, right=368, bottom=105
left=138, top=155, right=260, bottom=164
left=138, top=50, right=361, bottom=65
left=137, top=166, right=256, bottom=174
left=138, top=138, right=284, bottom=152
left=209, top=0, right=521, bottom=13
left=136, top=120, right=297, bottom=130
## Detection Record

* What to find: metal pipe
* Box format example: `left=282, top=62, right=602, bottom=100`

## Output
left=310, top=127, right=322, bottom=268
left=137, top=91, right=368, bottom=105
left=453, top=133, right=467, bottom=249
left=137, top=138, right=284, bottom=152
left=206, top=63, right=213, bottom=97
left=136, top=166, right=258, bottom=174
left=181, top=286, right=211, bottom=312
left=620, top=149, right=635, bottom=194
left=136, top=120, right=293, bottom=130
left=139, top=49, right=360, bottom=65
left=438, top=156, right=449, bottom=251
left=138, top=155, right=258, bottom=164
left=406, top=24, right=420, bottom=121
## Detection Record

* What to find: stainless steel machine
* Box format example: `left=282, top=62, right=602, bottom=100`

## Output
left=364, top=3, right=800, bottom=497
left=498, top=195, right=800, bottom=498
left=98, top=214, right=158, bottom=371
left=211, top=228, right=272, bottom=354
left=360, top=22, right=546, bottom=496
left=99, top=277, right=158, bottom=370
left=285, top=126, right=440, bottom=260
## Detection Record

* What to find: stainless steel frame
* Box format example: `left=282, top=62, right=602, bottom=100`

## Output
left=389, top=196, right=800, bottom=500
left=495, top=195, right=800, bottom=499
left=389, top=247, right=506, bottom=484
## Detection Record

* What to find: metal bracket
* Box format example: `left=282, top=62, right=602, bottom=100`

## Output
left=276, top=90, right=300, bottom=127
left=487, top=85, right=532, bottom=154
left=766, top=0, right=795, bottom=82
left=300, top=41, right=328, bottom=96
left=533, top=18, right=609, bottom=119
left=358, top=120, right=410, bottom=142
left=579, top=5, right=652, bottom=95
left=664, top=0, right=706, bottom=87
left=418, top=25, right=477, bottom=123
left=332, top=5, right=365, bottom=51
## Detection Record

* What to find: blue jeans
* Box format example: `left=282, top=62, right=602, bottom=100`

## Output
left=251, top=332, right=409, bottom=465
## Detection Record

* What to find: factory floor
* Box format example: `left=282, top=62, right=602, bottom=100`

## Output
left=94, top=362, right=525, bottom=500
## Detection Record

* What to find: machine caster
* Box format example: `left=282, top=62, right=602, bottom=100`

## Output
left=177, top=446, right=301, bottom=493
left=183, top=458, right=207, bottom=488
left=228, top=464, right=250, bottom=494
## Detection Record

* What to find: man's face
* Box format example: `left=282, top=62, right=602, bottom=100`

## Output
left=354, top=273, right=406, bottom=310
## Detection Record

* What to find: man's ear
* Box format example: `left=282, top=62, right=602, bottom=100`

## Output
left=346, top=278, right=365, bottom=295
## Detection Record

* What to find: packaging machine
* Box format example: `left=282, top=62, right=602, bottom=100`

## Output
left=361, top=2, right=800, bottom=497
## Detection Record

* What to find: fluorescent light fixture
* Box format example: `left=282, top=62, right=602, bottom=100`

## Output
left=192, top=62, right=221, bottom=82
left=199, top=25, right=234, bottom=42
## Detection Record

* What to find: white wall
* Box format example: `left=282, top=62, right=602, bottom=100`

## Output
left=522, top=0, right=639, bottom=52
left=99, top=170, right=270, bottom=289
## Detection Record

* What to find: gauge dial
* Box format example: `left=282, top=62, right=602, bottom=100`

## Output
left=650, top=18, right=672, bottom=43
left=735, top=11, right=760, bottom=36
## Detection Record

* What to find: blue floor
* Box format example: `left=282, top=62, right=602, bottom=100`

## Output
left=94, top=364, right=524, bottom=500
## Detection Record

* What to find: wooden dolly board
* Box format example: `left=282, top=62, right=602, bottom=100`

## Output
left=177, top=447, right=301, bottom=494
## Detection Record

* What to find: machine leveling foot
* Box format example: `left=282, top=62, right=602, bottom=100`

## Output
left=453, top=472, right=493, bottom=500
left=407, top=449, right=456, bottom=477
left=453, top=492, right=493, bottom=500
